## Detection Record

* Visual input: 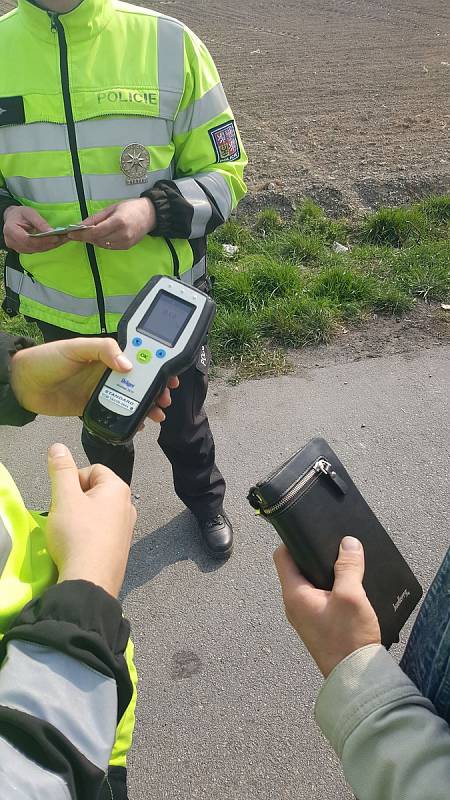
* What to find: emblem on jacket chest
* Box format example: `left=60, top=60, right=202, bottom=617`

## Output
left=120, top=143, right=150, bottom=185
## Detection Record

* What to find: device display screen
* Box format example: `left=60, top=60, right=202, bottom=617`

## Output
left=137, top=290, right=196, bottom=347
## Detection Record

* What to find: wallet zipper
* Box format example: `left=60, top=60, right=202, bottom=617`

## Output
left=253, top=458, right=347, bottom=516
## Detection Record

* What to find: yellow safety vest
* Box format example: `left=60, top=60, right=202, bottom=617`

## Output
left=0, top=462, right=137, bottom=767
left=0, top=0, right=247, bottom=333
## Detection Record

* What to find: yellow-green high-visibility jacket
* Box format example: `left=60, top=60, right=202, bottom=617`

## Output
left=0, top=461, right=138, bottom=773
left=0, top=0, right=247, bottom=333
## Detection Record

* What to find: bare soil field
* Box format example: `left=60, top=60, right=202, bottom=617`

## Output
left=151, top=0, right=449, bottom=213
left=151, top=0, right=449, bottom=214
left=1, top=0, right=448, bottom=212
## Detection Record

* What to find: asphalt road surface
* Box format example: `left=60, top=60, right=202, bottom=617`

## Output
left=0, top=2, right=448, bottom=794
left=2, top=345, right=449, bottom=799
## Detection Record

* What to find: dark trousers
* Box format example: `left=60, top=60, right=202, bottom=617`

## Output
left=99, top=767, right=128, bottom=800
left=35, top=320, right=225, bottom=519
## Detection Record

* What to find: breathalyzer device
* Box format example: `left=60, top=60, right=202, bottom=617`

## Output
left=83, top=275, right=216, bottom=445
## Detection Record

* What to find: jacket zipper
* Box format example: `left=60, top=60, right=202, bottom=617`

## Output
left=50, top=13, right=107, bottom=333
left=164, top=237, right=180, bottom=278
left=250, top=458, right=347, bottom=516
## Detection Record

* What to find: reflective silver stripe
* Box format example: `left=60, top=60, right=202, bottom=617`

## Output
left=0, top=118, right=172, bottom=155
left=0, top=187, right=13, bottom=198
left=0, top=516, right=12, bottom=577
left=180, top=257, right=206, bottom=285
left=105, top=295, right=135, bottom=314
left=6, top=168, right=172, bottom=204
left=195, top=172, right=233, bottom=220
left=0, top=122, right=68, bottom=155
left=83, top=167, right=172, bottom=201
left=6, top=175, right=77, bottom=204
left=0, top=737, right=71, bottom=799
left=175, top=177, right=212, bottom=238
left=7, top=267, right=98, bottom=316
left=0, top=641, right=116, bottom=770
left=8, top=263, right=206, bottom=313
left=174, top=83, right=229, bottom=137
left=193, top=256, right=207, bottom=282
left=76, top=116, right=173, bottom=149
left=158, top=16, right=185, bottom=119
left=7, top=266, right=137, bottom=318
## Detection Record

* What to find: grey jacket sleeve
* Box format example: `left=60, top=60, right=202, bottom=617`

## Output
left=0, top=581, right=133, bottom=800
left=315, top=644, right=450, bottom=800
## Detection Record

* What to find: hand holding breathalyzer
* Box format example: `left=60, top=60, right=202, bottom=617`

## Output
left=10, top=336, right=178, bottom=421
left=83, top=275, right=215, bottom=444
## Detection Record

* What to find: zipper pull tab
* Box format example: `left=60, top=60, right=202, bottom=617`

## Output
left=49, top=12, right=58, bottom=32
left=314, top=459, right=348, bottom=495
left=247, top=487, right=263, bottom=513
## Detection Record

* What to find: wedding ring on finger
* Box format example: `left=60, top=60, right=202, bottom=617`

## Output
left=105, top=240, right=112, bottom=248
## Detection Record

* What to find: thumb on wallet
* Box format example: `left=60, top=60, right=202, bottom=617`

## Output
left=333, top=536, right=365, bottom=595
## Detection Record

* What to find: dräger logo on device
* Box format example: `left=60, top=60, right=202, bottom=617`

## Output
left=120, top=378, right=136, bottom=392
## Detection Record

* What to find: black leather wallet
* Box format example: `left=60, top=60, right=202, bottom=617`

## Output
left=248, top=437, right=422, bottom=648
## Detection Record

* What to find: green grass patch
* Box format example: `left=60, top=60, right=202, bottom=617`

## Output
left=1, top=195, right=449, bottom=381
left=254, top=208, right=284, bottom=236
left=211, top=219, right=257, bottom=252
left=418, top=195, right=450, bottom=223
left=310, top=264, right=376, bottom=305
left=0, top=307, right=40, bottom=338
left=209, top=264, right=255, bottom=311
left=294, top=198, right=325, bottom=224
left=245, top=256, right=304, bottom=299
left=258, top=296, right=336, bottom=348
left=210, top=307, right=261, bottom=361
left=293, top=200, right=351, bottom=244
left=209, top=256, right=304, bottom=313
left=359, top=206, right=429, bottom=247
left=275, top=231, right=325, bottom=264
left=227, top=346, right=293, bottom=384
left=207, top=195, right=449, bottom=376
left=386, top=242, right=450, bottom=301
left=371, top=286, right=414, bottom=315
left=0, top=253, right=40, bottom=337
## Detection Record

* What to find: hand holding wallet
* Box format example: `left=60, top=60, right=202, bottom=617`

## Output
left=248, top=437, right=422, bottom=648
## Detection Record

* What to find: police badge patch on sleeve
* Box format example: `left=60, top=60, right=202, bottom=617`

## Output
left=209, top=121, right=240, bottom=163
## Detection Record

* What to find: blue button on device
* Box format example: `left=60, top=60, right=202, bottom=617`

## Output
left=132, top=337, right=142, bottom=347
left=155, top=349, right=166, bottom=359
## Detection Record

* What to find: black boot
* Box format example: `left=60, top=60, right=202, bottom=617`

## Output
left=197, top=512, right=233, bottom=559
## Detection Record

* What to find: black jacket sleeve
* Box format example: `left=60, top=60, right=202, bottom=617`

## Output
left=142, top=179, right=226, bottom=240
left=0, top=581, right=133, bottom=800
left=0, top=331, right=37, bottom=426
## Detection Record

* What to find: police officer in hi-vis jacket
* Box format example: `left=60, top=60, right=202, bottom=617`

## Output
left=0, top=0, right=248, bottom=559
